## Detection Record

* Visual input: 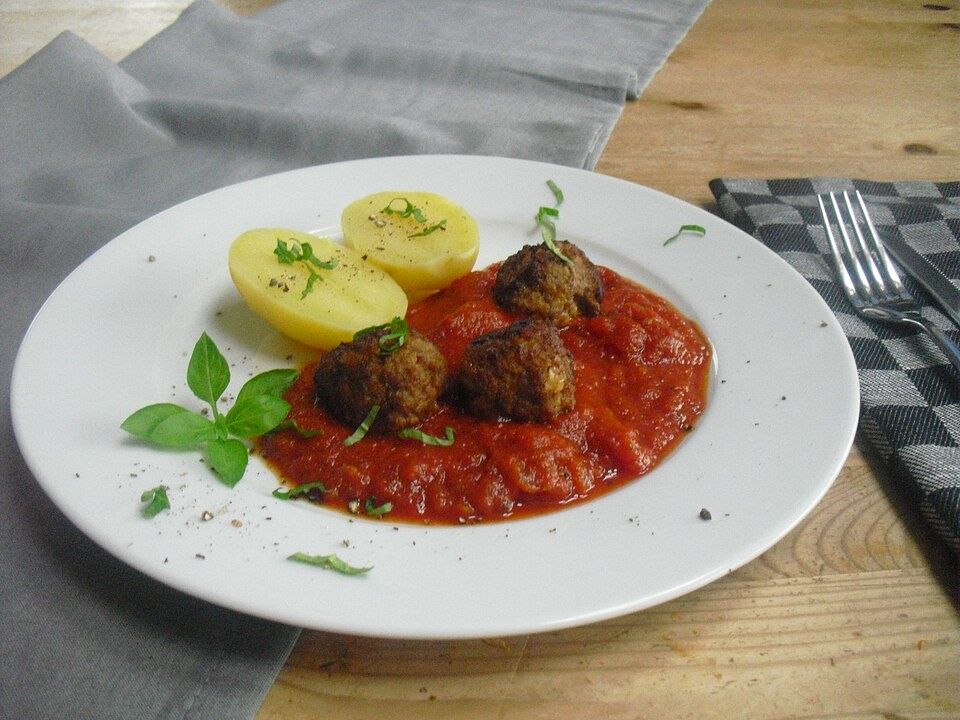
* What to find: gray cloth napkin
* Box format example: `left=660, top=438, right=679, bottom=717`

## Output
left=709, top=178, right=960, bottom=554
left=0, top=0, right=709, bottom=717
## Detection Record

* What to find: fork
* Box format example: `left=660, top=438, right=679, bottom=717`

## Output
left=818, top=190, right=960, bottom=372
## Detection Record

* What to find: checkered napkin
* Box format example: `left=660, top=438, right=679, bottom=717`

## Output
left=709, top=178, right=960, bottom=553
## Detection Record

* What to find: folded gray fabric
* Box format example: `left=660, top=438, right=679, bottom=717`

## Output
left=710, top=178, right=960, bottom=553
left=0, top=0, right=709, bottom=717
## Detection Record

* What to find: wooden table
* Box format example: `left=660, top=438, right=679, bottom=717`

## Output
left=3, top=1, right=958, bottom=717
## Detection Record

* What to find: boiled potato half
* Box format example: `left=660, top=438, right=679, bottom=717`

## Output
left=341, top=191, right=479, bottom=297
left=228, top=228, right=407, bottom=350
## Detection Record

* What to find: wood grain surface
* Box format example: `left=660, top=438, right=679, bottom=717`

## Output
left=3, top=1, right=958, bottom=718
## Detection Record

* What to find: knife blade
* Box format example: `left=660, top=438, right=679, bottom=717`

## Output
left=881, top=232, right=960, bottom=329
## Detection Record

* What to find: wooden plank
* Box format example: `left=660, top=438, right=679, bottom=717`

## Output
left=259, top=571, right=959, bottom=719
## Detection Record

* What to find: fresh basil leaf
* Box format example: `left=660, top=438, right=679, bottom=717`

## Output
left=343, top=405, right=379, bottom=446
left=287, top=551, right=372, bottom=575
left=140, top=485, right=170, bottom=518
left=364, top=498, right=392, bottom=516
left=121, top=403, right=192, bottom=440
left=272, top=481, right=327, bottom=500
left=187, top=332, right=230, bottom=407
left=213, top=413, right=230, bottom=440
left=234, top=368, right=299, bottom=407
left=397, top=426, right=455, bottom=447
left=225, top=394, right=291, bottom=438
left=133, top=408, right=217, bottom=448
left=663, top=224, right=707, bottom=246
left=206, top=437, right=248, bottom=487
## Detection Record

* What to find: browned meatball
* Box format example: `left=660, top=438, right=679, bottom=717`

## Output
left=455, top=318, right=575, bottom=422
left=314, top=326, right=447, bottom=433
left=493, top=241, right=603, bottom=326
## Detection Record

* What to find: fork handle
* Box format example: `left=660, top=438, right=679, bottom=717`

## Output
left=913, top=317, right=960, bottom=373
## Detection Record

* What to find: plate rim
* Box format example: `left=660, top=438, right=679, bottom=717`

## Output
left=10, top=154, right=860, bottom=638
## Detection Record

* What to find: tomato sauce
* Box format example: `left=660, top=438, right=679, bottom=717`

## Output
left=258, top=265, right=711, bottom=524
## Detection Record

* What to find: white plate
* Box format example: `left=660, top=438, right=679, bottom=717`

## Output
left=11, top=155, right=858, bottom=639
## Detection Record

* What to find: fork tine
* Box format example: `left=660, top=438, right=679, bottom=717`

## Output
left=842, top=191, right=887, bottom=293
left=827, top=191, right=873, bottom=296
left=818, top=193, right=860, bottom=302
left=855, top=190, right=905, bottom=294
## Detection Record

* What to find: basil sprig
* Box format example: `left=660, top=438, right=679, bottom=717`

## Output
left=662, top=223, right=707, bottom=246
left=535, top=179, right=571, bottom=264
left=140, top=485, right=170, bottom=518
left=274, top=238, right=338, bottom=299
left=121, top=332, right=298, bottom=488
left=288, top=551, right=372, bottom=575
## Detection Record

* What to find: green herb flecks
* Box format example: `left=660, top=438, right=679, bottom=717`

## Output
left=353, top=316, right=409, bottom=354
left=398, top=426, right=455, bottom=447
left=121, top=333, right=298, bottom=488
left=274, top=239, right=338, bottom=299
left=273, top=481, right=327, bottom=500
left=380, top=197, right=447, bottom=238
left=364, top=498, right=393, bottom=517
left=408, top=219, right=447, bottom=238
left=343, top=405, right=380, bottom=446
left=663, top=224, right=707, bottom=246
left=287, top=551, right=372, bottom=575
left=535, top=180, right=571, bottom=264
left=381, top=197, right=428, bottom=223
left=140, top=485, right=170, bottom=518
left=547, top=179, right=564, bottom=205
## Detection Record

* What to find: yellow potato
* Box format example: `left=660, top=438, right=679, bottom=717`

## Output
left=341, top=191, right=479, bottom=295
left=228, top=228, right=407, bottom=350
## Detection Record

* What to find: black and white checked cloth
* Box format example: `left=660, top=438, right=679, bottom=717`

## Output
left=709, top=178, right=960, bottom=554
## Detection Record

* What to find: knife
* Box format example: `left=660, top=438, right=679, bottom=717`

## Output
left=881, top=232, right=960, bottom=329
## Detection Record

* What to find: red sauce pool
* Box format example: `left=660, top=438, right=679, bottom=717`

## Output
left=258, top=264, right=711, bottom=524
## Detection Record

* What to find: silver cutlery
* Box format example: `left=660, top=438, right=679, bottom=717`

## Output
left=818, top=190, right=960, bottom=372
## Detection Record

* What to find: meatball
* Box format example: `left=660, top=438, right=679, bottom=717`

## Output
left=493, top=240, right=604, bottom=326
left=314, top=326, right=447, bottom=433
left=455, top=318, right=575, bottom=422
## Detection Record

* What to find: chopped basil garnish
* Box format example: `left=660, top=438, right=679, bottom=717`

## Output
left=382, top=197, right=428, bottom=223
left=535, top=180, right=572, bottom=264
left=364, top=498, right=393, bottom=516
left=353, top=316, right=409, bottom=354
left=547, top=179, right=564, bottom=205
left=663, top=223, right=707, bottom=246
left=140, top=485, right=170, bottom=518
left=344, top=405, right=380, bottom=446
left=121, top=332, right=297, bottom=487
left=380, top=197, right=447, bottom=238
left=398, top=426, right=455, bottom=447
left=408, top=219, right=447, bottom=238
left=273, top=239, right=338, bottom=299
left=273, top=481, right=327, bottom=500
left=287, top=551, right=372, bottom=575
